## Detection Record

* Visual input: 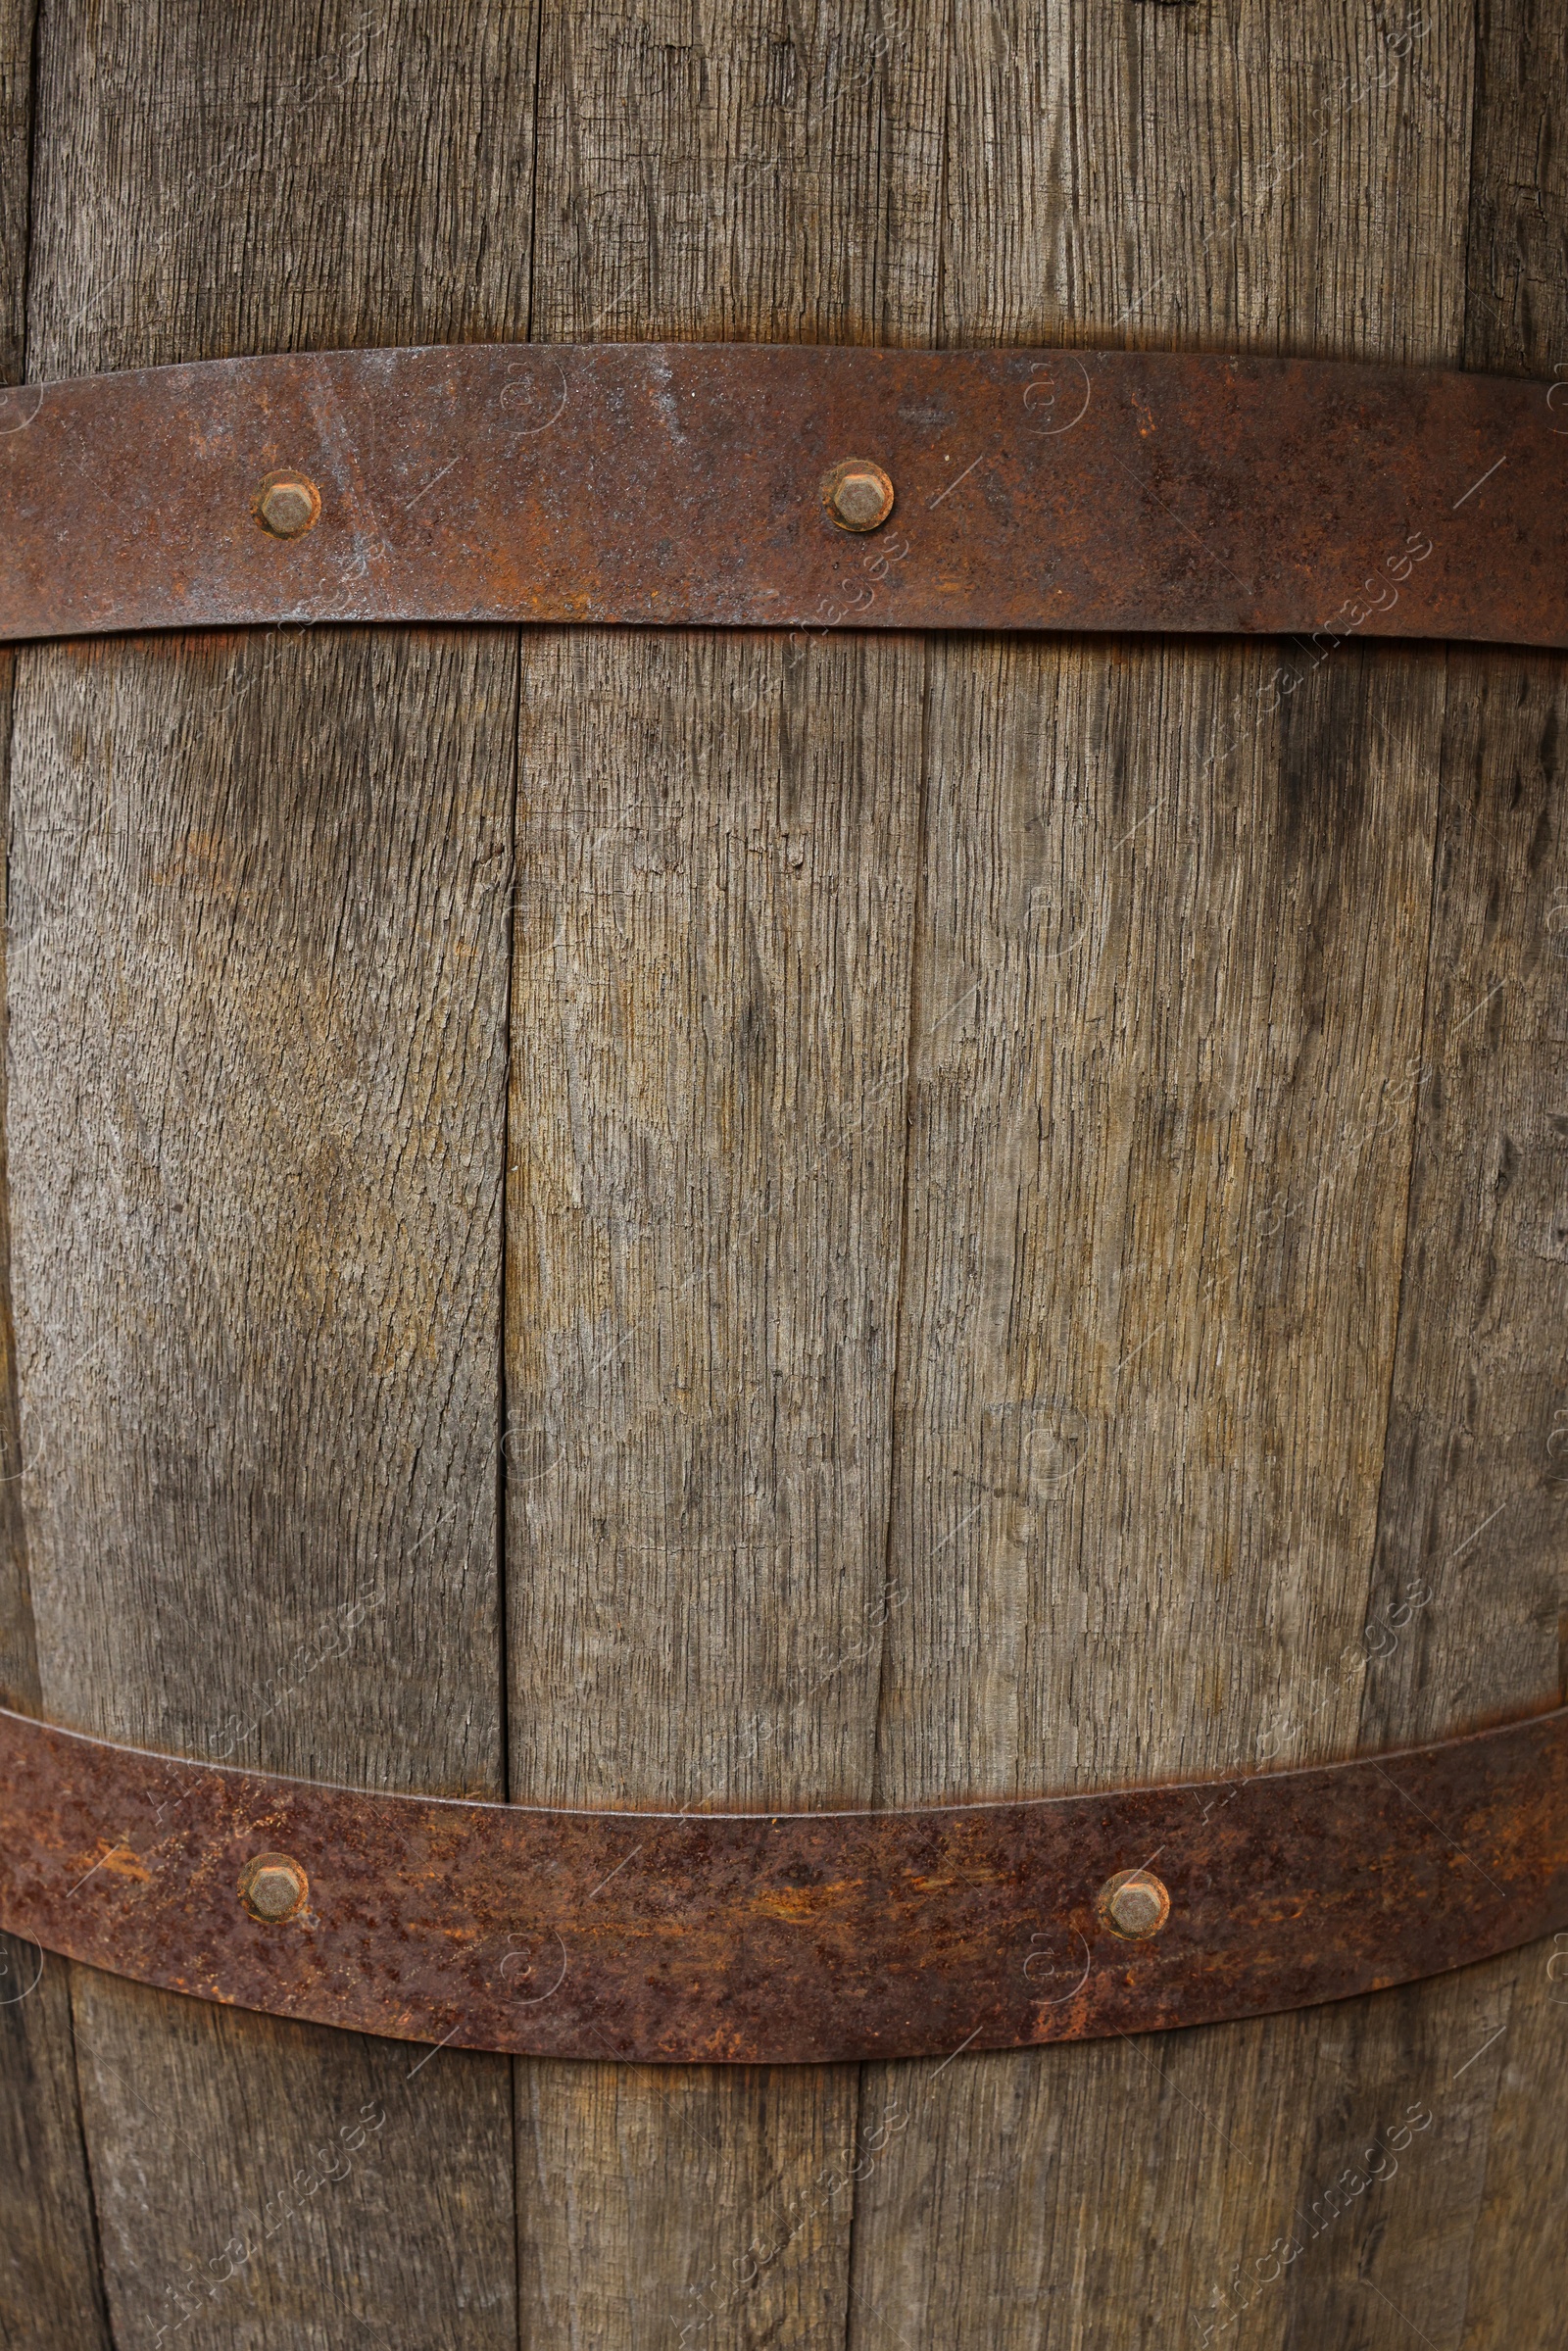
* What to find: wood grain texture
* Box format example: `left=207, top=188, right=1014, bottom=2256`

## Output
left=527, top=0, right=944, bottom=349
left=835, top=1951, right=1535, bottom=2351
left=0, top=0, right=30, bottom=382
left=510, top=5, right=945, bottom=2339
left=843, top=2, right=1557, bottom=2344
left=1359, top=648, right=1567, bottom=1750
left=0, top=5, right=113, bottom=2342
left=69, top=1970, right=514, bottom=2351
left=1362, top=0, right=1568, bottom=1743
left=1, top=7, right=1560, bottom=2350
left=0, top=663, right=112, bottom=2340
left=0, top=0, right=34, bottom=1708
left=10, top=628, right=517, bottom=1784
left=1361, top=0, right=1568, bottom=1759
left=0, top=1935, right=111, bottom=2351
left=7, top=631, right=522, bottom=2347
left=10, top=3, right=542, bottom=2342
left=0, top=0, right=34, bottom=1700
left=507, top=625, right=924, bottom=1813
left=1451, top=1930, right=1568, bottom=2349
left=0, top=655, right=34, bottom=1714
left=517, top=2058, right=862, bottom=2348
left=937, top=0, right=1473, bottom=364
left=1464, top=0, right=1568, bottom=378
left=867, top=630, right=1444, bottom=1805
left=25, top=0, right=539, bottom=376
left=1354, top=9, right=1568, bottom=2336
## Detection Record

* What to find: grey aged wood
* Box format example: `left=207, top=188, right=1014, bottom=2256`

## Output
left=1465, top=0, right=1568, bottom=381
left=848, top=2, right=1566, bottom=2345
left=0, top=693, right=115, bottom=2351
left=0, top=0, right=35, bottom=1733
left=508, top=6, right=944, bottom=2335
left=0, top=1926, right=109, bottom=2351
left=0, top=2, right=1563, bottom=2346
left=1361, top=645, right=1567, bottom=1750
left=1360, top=0, right=1568, bottom=1760
left=7, top=4, right=540, bottom=2344
left=1354, top=0, right=1568, bottom=2321
left=506, top=624, right=926, bottom=2340
left=0, top=0, right=28, bottom=385
left=7, top=531, right=523, bottom=2339
left=0, top=2, right=115, bottom=2339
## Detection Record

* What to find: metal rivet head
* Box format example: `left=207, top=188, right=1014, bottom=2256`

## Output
left=255, top=471, right=320, bottom=539
left=1098, top=1868, right=1170, bottom=1941
left=239, top=1852, right=309, bottom=1923
left=824, top=459, right=895, bottom=532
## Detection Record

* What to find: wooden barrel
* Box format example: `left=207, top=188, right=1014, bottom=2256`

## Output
left=2, top=5, right=1563, bottom=2345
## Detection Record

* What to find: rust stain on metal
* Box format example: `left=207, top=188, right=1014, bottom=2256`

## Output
left=0, top=346, right=1563, bottom=647
left=92, top=1840, right=153, bottom=1885
left=0, top=1705, right=1563, bottom=2064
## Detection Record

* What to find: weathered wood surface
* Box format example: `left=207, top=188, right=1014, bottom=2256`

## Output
left=851, top=4, right=1568, bottom=2351
left=0, top=3, right=1562, bottom=2348
left=0, top=2, right=116, bottom=2339
left=1370, top=3, right=1568, bottom=2331
left=846, top=5, right=1568, bottom=2347
left=6, top=4, right=540, bottom=2344
left=508, top=9, right=943, bottom=2332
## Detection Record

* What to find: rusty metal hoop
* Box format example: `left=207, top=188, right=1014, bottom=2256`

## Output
left=1, top=345, right=1563, bottom=648
left=2, top=1704, right=1563, bottom=2064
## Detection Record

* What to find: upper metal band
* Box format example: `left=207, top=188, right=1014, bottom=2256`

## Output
left=1, top=346, right=1563, bottom=648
